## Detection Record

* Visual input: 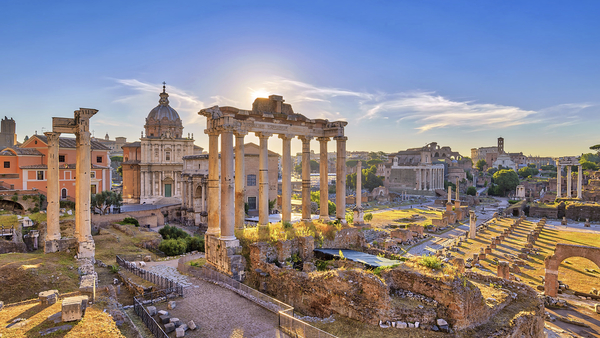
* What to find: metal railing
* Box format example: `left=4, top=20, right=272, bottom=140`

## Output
left=193, top=266, right=338, bottom=338
left=133, top=294, right=169, bottom=338
left=116, top=255, right=184, bottom=296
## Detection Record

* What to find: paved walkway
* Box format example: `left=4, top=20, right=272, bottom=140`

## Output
left=142, top=257, right=287, bottom=338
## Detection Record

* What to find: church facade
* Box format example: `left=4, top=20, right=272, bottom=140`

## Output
left=122, top=85, right=200, bottom=204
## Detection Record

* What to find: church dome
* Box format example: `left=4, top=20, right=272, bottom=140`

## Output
left=144, top=84, right=184, bottom=138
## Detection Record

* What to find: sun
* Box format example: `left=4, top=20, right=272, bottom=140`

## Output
left=249, top=89, right=270, bottom=101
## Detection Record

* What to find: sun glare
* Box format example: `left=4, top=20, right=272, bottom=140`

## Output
left=250, top=89, right=270, bottom=101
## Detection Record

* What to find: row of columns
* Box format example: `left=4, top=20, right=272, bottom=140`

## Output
left=141, top=170, right=180, bottom=199
left=206, top=126, right=347, bottom=240
left=416, top=167, right=444, bottom=191
left=556, top=164, right=582, bottom=199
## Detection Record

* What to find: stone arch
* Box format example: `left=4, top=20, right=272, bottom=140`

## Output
left=0, top=200, right=24, bottom=213
left=544, top=243, right=600, bottom=297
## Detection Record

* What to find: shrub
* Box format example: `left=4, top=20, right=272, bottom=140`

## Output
left=282, top=221, right=293, bottom=229
left=109, top=265, right=120, bottom=273
left=315, top=260, right=330, bottom=271
left=466, top=186, right=477, bottom=196
left=345, top=213, right=353, bottom=224
left=418, top=255, right=442, bottom=269
left=11, top=194, right=18, bottom=202
left=364, top=213, right=373, bottom=222
left=122, top=217, right=139, bottom=226
left=373, top=264, right=399, bottom=276
left=159, top=238, right=188, bottom=256
left=186, top=236, right=205, bottom=252
left=159, top=224, right=189, bottom=240
left=60, top=200, right=76, bottom=209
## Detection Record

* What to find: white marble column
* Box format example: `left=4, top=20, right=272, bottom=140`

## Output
left=201, top=180, right=207, bottom=212
left=234, top=131, right=247, bottom=229
left=335, top=136, right=347, bottom=222
left=556, top=162, right=562, bottom=198
left=220, top=127, right=235, bottom=240
left=300, top=136, right=312, bottom=221
left=257, top=132, right=272, bottom=225
left=577, top=165, right=583, bottom=199
left=567, top=165, right=572, bottom=198
left=45, top=132, right=61, bottom=242
left=318, top=137, right=330, bottom=219
left=279, top=135, right=292, bottom=223
left=206, top=130, right=220, bottom=236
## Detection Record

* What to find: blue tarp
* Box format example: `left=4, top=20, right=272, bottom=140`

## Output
left=314, top=249, right=401, bottom=268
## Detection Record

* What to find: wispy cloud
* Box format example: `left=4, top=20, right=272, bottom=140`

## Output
left=113, top=79, right=207, bottom=127
left=255, top=77, right=596, bottom=133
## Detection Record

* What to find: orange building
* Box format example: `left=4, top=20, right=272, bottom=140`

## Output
left=0, top=134, right=111, bottom=200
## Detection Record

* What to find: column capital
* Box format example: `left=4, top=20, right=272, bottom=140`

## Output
left=234, top=130, right=247, bottom=138
left=204, top=128, right=220, bottom=136
left=278, top=133, right=294, bottom=140
left=334, top=136, right=348, bottom=142
left=255, top=132, right=273, bottom=139
left=74, top=108, right=98, bottom=121
left=44, top=132, right=61, bottom=143
left=298, top=135, right=313, bottom=143
left=317, top=137, right=330, bottom=143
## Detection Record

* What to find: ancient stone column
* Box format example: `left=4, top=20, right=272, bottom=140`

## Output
left=300, top=136, right=312, bottom=221
left=234, top=131, right=247, bottom=229
left=45, top=132, right=61, bottom=247
left=335, top=136, right=347, bottom=222
left=75, top=108, right=97, bottom=258
left=257, top=132, right=272, bottom=225
left=318, top=137, right=330, bottom=220
left=567, top=165, right=572, bottom=198
left=469, top=210, right=476, bottom=239
left=220, top=126, right=235, bottom=240
left=206, top=130, right=220, bottom=236
left=354, top=160, right=364, bottom=225
left=556, top=162, right=562, bottom=198
left=417, top=169, right=421, bottom=190
left=577, top=165, right=583, bottom=199
left=429, top=168, right=433, bottom=191
left=279, top=134, right=292, bottom=223
left=447, top=186, right=452, bottom=203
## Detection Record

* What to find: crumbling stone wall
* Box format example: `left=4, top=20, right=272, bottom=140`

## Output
left=565, top=203, right=600, bottom=221
left=529, top=206, right=559, bottom=219
left=322, top=228, right=365, bottom=249
left=250, top=261, right=391, bottom=324
left=381, top=269, right=487, bottom=331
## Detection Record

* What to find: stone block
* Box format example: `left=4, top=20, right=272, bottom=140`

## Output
left=180, top=324, right=189, bottom=331
left=164, top=323, right=175, bottom=333
left=144, top=255, right=152, bottom=262
left=147, top=306, right=157, bottom=316
left=170, top=317, right=181, bottom=327
left=397, top=321, right=407, bottom=328
left=61, top=297, right=83, bottom=322
left=168, top=301, right=176, bottom=310
left=158, top=310, right=168, bottom=316
left=176, top=327, right=185, bottom=337
left=160, top=314, right=171, bottom=324
left=39, top=290, right=59, bottom=305
left=595, top=304, right=600, bottom=314
left=188, top=320, right=197, bottom=330
left=485, top=247, right=492, bottom=254
left=498, top=261, right=510, bottom=279
left=79, top=274, right=96, bottom=302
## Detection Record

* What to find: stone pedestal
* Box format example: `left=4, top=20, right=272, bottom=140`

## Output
left=79, top=274, right=96, bottom=302
left=205, top=235, right=246, bottom=281
left=77, top=239, right=95, bottom=259
left=39, top=290, right=59, bottom=305
left=62, top=296, right=88, bottom=322
left=469, top=211, right=477, bottom=239
left=498, top=261, right=510, bottom=279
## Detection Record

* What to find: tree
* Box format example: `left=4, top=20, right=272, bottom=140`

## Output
left=581, top=153, right=600, bottom=163
left=346, top=159, right=359, bottom=168
left=310, top=191, right=336, bottom=215
left=310, top=160, right=319, bottom=173
left=366, top=159, right=383, bottom=167
left=294, top=164, right=302, bottom=175
left=110, top=155, right=123, bottom=162
left=518, top=167, right=537, bottom=178
left=364, top=213, right=373, bottom=222
left=590, top=144, right=600, bottom=152
left=487, top=167, right=498, bottom=175
left=541, top=164, right=556, bottom=171
left=476, top=159, right=487, bottom=171
left=466, top=186, right=477, bottom=196
left=465, top=170, right=473, bottom=181
left=117, top=165, right=123, bottom=176
left=346, top=165, right=384, bottom=192
left=492, top=169, right=519, bottom=196
left=91, top=190, right=122, bottom=215
left=581, top=160, right=599, bottom=171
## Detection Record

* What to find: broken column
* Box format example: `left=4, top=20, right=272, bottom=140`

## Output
left=498, top=261, right=510, bottom=279
left=469, top=210, right=476, bottom=239
left=354, top=160, right=364, bottom=225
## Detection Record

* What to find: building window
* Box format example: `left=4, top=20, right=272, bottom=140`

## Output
left=91, top=172, right=96, bottom=179
left=3, top=161, right=9, bottom=168
left=166, top=152, right=171, bottom=161
left=37, top=171, right=44, bottom=180
left=59, top=155, right=65, bottom=162
left=247, top=174, right=256, bottom=186
left=248, top=197, right=257, bottom=210
left=96, top=156, right=102, bottom=163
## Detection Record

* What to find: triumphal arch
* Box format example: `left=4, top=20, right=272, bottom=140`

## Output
left=199, top=95, right=347, bottom=280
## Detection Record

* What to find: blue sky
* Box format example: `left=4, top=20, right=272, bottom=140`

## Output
left=2, top=1, right=599, bottom=157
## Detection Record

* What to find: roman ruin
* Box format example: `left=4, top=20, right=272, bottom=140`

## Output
left=199, top=95, right=347, bottom=279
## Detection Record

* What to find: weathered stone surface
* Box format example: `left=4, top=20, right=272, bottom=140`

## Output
left=164, top=323, right=175, bottom=333
left=147, top=306, right=157, bottom=316
left=158, top=310, right=168, bottom=316
left=61, top=297, right=84, bottom=322
left=160, top=314, right=171, bottom=324
left=188, top=320, right=197, bottom=330
left=303, top=262, right=316, bottom=273
left=167, top=301, right=176, bottom=310
left=176, top=327, right=185, bottom=337
left=595, top=304, right=600, bottom=314
left=39, top=290, right=59, bottom=305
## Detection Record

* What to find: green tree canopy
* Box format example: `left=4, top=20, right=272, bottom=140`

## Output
left=310, top=160, right=319, bottom=173
left=466, top=186, right=477, bottom=196
left=91, top=190, right=122, bottom=215
left=346, top=159, right=359, bottom=168
left=346, top=165, right=384, bottom=192
left=581, top=153, right=600, bottom=163
left=581, top=160, right=599, bottom=171
left=110, top=155, right=123, bottom=162
left=541, top=164, right=556, bottom=171
left=366, top=159, right=383, bottom=167
left=518, top=166, right=537, bottom=178
left=475, top=159, right=487, bottom=171
left=487, top=167, right=498, bottom=175
left=492, top=169, right=520, bottom=196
